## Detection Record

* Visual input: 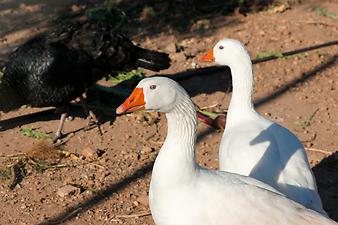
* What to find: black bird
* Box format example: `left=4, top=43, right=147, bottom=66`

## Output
left=0, top=22, right=170, bottom=141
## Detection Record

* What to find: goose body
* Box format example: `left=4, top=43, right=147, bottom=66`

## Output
left=116, top=77, right=335, bottom=225
left=201, top=39, right=326, bottom=215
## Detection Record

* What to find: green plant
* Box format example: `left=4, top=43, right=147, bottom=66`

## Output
left=256, top=51, right=308, bottom=60
left=0, top=67, right=4, bottom=84
left=106, top=68, right=144, bottom=85
left=314, top=7, right=338, bottom=22
left=295, top=108, right=319, bottom=129
left=86, top=185, right=102, bottom=194
left=284, top=52, right=306, bottom=59
left=256, top=51, right=284, bottom=59
left=0, top=168, right=11, bottom=180
left=143, top=6, right=156, bottom=17
left=20, top=127, right=49, bottom=139
left=85, top=4, right=126, bottom=28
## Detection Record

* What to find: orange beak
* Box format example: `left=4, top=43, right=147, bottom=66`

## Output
left=200, top=49, right=214, bottom=62
left=116, top=88, right=146, bottom=114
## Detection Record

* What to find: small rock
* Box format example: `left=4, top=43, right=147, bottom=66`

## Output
left=270, top=3, right=290, bottom=13
left=190, top=19, right=210, bottom=31
left=128, top=152, right=139, bottom=161
left=165, top=42, right=177, bottom=53
left=141, top=146, right=153, bottom=154
left=66, top=116, right=74, bottom=121
left=80, top=147, right=104, bottom=159
left=57, top=185, right=80, bottom=198
left=71, top=4, right=82, bottom=13
left=133, top=200, right=139, bottom=206
left=173, top=52, right=186, bottom=62
left=184, top=47, right=200, bottom=57
left=137, top=194, right=149, bottom=206
left=191, top=61, right=197, bottom=69
left=63, top=177, right=74, bottom=185
left=144, top=112, right=159, bottom=125
left=305, top=142, right=313, bottom=148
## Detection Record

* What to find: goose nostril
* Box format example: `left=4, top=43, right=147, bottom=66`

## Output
left=129, top=99, right=134, bottom=104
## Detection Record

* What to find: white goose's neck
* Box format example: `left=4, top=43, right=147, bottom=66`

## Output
left=227, top=56, right=256, bottom=126
left=151, top=93, right=198, bottom=189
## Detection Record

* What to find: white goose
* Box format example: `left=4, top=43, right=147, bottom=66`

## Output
left=116, top=76, right=336, bottom=225
left=200, top=39, right=326, bottom=215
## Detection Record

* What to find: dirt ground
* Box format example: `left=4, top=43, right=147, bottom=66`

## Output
left=0, top=0, right=337, bottom=224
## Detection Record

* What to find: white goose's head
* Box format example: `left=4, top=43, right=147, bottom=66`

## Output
left=200, top=39, right=251, bottom=66
left=116, top=77, right=186, bottom=114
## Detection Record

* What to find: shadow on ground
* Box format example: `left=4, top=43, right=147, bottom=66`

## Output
left=36, top=161, right=154, bottom=225
left=0, top=0, right=99, bottom=62
left=313, top=152, right=338, bottom=220
left=0, top=105, right=115, bottom=141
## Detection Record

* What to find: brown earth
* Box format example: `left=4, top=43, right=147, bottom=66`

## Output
left=0, top=0, right=337, bottom=224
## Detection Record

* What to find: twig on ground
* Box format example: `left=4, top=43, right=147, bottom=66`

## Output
left=28, top=158, right=79, bottom=170
left=305, top=147, right=332, bottom=155
left=0, top=153, right=26, bottom=159
left=109, top=218, right=123, bottom=223
left=88, top=163, right=106, bottom=170
left=296, top=108, right=319, bottom=128
left=200, top=103, right=218, bottom=110
left=115, top=211, right=151, bottom=219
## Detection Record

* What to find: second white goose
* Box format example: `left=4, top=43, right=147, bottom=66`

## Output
left=200, top=39, right=326, bottom=215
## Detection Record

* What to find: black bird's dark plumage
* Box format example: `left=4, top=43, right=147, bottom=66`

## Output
left=0, top=22, right=171, bottom=140
left=1, top=37, right=95, bottom=111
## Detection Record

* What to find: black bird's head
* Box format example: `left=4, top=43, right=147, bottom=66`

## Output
left=93, top=30, right=135, bottom=73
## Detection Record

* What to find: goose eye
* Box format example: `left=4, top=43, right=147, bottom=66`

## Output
left=150, top=85, right=157, bottom=90
left=219, top=45, right=224, bottom=50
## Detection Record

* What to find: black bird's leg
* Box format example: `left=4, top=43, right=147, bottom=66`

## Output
left=79, top=95, right=102, bottom=135
left=53, top=112, right=67, bottom=142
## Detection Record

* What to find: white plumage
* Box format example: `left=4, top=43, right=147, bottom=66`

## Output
left=201, top=38, right=326, bottom=215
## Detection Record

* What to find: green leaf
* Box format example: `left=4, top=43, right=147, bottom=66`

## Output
left=20, top=127, right=49, bottom=139
left=314, top=7, right=338, bottom=22
left=256, top=51, right=284, bottom=59
left=85, top=4, right=126, bottom=28
left=106, top=68, right=144, bottom=85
